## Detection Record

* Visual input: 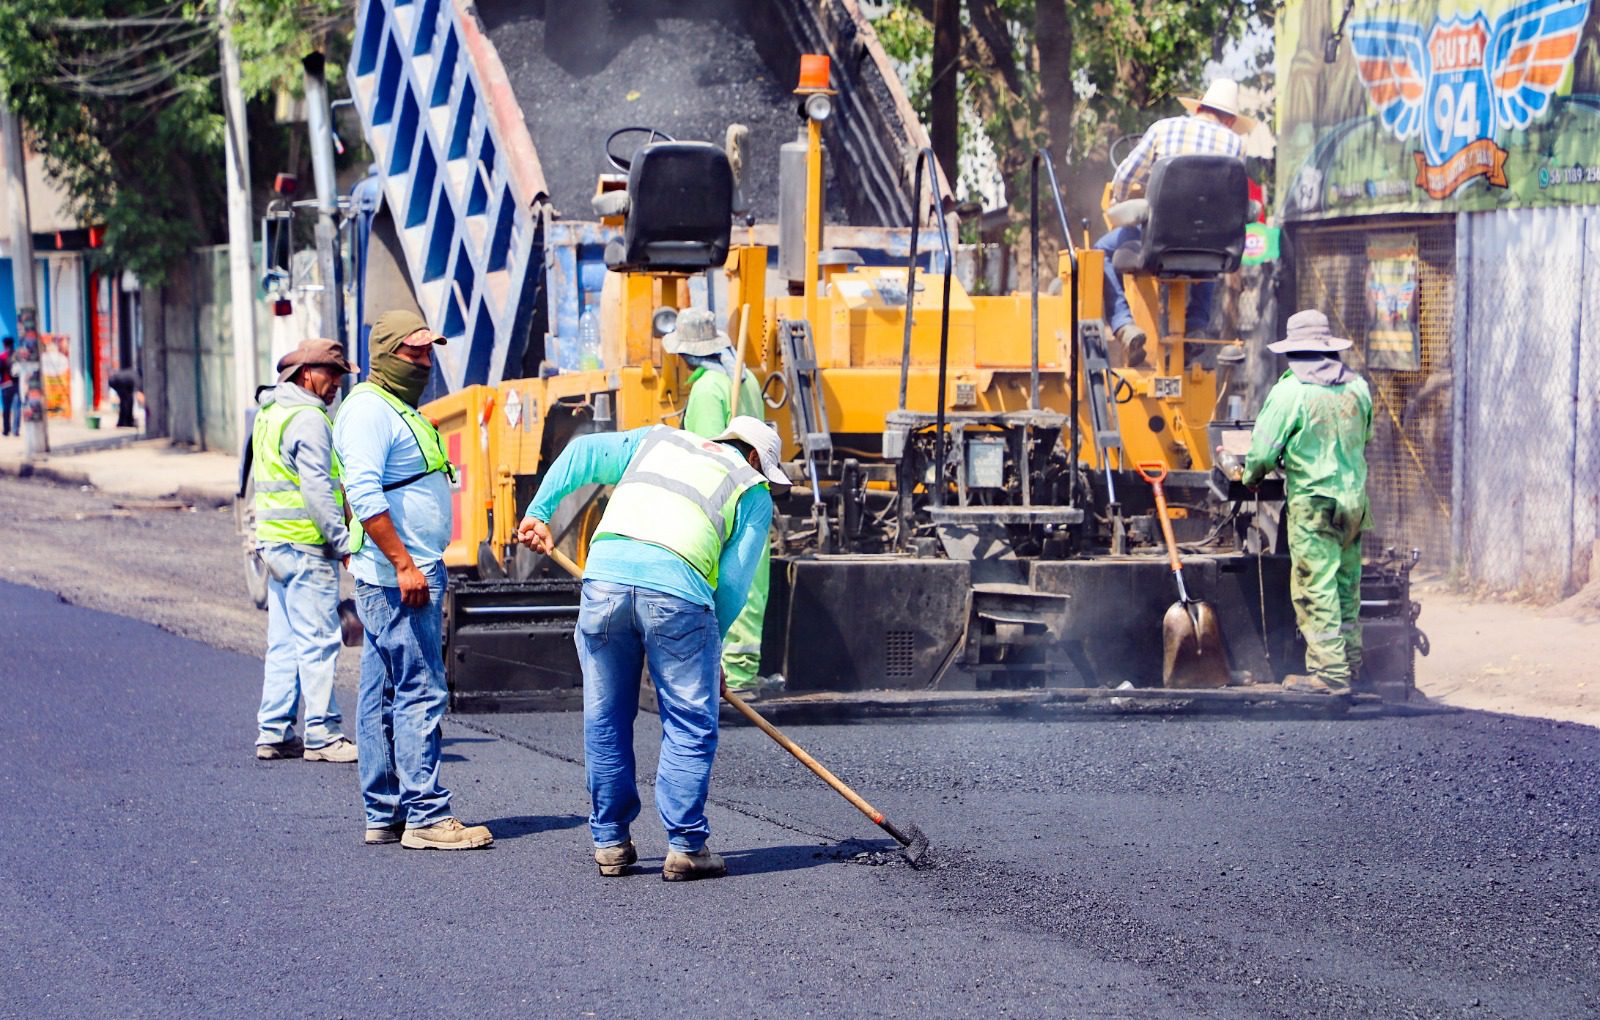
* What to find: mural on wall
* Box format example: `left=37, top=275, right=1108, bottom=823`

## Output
left=1277, top=0, right=1600, bottom=219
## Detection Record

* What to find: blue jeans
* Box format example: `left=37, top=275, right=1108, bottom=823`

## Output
left=257, top=545, right=345, bottom=749
left=353, top=563, right=452, bottom=828
left=1094, top=224, right=1214, bottom=334
left=575, top=580, right=721, bottom=853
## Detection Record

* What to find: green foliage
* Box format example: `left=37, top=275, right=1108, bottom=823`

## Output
left=0, top=0, right=346, bottom=285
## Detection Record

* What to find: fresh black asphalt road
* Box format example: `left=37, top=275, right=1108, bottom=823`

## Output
left=4, top=578, right=1597, bottom=1019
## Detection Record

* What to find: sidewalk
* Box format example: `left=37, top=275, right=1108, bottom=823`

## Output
left=0, top=423, right=238, bottom=506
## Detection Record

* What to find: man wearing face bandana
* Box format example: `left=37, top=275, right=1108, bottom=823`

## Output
left=333, top=310, right=493, bottom=851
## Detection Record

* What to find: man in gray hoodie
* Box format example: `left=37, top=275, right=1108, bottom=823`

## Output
left=252, top=338, right=359, bottom=762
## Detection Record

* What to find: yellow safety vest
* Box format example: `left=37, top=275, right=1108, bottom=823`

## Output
left=595, top=426, right=764, bottom=585
left=252, top=401, right=344, bottom=546
left=341, top=381, right=457, bottom=555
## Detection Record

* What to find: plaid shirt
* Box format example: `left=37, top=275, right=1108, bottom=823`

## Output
left=1112, top=115, right=1243, bottom=202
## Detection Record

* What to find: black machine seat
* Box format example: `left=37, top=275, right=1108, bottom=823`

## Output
left=1110, top=155, right=1248, bottom=278
left=603, top=141, right=733, bottom=273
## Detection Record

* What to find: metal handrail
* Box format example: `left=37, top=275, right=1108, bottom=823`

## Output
left=1031, top=150, right=1081, bottom=507
left=895, top=147, right=956, bottom=507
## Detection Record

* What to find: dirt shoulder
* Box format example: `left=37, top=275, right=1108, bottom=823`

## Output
left=1413, top=582, right=1598, bottom=728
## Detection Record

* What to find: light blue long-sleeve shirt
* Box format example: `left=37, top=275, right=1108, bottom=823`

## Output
left=333, top=387, right=453, bottom=587
left=525, top=428, right=772, bottom=636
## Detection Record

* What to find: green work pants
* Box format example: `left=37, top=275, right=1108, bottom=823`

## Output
left=1287, top=496, right=1364, bottom=688
left=721, top=542, right=770, bottom=690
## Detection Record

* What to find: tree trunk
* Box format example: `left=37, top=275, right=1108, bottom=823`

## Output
left=930, top=0, right=961, bottom=187
left=1033, top=1, right=1074, bottom=239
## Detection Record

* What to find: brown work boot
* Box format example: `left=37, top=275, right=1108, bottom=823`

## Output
left=364, top=822, right=404, bottom=845
left=305, top=737, right=358, bottom=763
left=255, top=738, right=303, bottom=760
left=663, top=847, right=726, bottom=882
left=1284, top=674, right=1350, bottom=695
left=1114, top=323, right=1148, bottom=368
left=400, top=817, right=494, bottom=850
left=594, top=840, right=638, bottom=877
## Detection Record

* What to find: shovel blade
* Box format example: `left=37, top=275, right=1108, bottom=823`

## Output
left=1162, top=600, right=1231, bottom=689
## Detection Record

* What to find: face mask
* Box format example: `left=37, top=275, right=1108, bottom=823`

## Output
left=370, top=349, right=430, bottom=406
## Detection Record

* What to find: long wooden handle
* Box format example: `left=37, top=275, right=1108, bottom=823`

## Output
left=1150, top=479, right=1183, bottom=574
left=722, top=689, right=888, bottom=826
left=548, top=546, right=583, bottom=580
left=731, top=302, right=751, bottom=409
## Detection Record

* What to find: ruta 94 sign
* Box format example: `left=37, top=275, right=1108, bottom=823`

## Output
left=1276, top=0, right=1599, bottom=219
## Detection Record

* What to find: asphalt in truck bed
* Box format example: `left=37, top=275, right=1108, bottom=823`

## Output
left=475, top=0, right=850, bottom=224
left=5, top=566, right=1597, bottom=1018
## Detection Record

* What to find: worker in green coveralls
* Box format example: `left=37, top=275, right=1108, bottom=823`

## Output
left=667, top=308, right=772, bottom=700
left=1239, top=309, right=1373, bottom=695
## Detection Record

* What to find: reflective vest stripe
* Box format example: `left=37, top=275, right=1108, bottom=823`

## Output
left=253, top=479, right=300, bottom=493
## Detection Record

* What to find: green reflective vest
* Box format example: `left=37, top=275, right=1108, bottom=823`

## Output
left=342, top=381, right=457, bottom=555
left=253, top=400, right=344, bottom=546
left=595, top=426, right=764, bottom=585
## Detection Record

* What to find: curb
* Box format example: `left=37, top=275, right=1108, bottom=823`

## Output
left=1, top=457, right=234, bottom=507
left=0, top=458, right=93, bottom=489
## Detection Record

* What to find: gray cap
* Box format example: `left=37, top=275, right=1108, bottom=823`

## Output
left=662, top=308, right=729, bottom=357
left=1267, top=309, right=1353, bottom=354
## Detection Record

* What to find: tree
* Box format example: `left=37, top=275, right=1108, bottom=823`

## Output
left=877, top=0, right=1274, bottom=235
left=0, top=0, right=345, bottom=286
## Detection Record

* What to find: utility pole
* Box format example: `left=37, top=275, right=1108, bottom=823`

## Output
left=930, top=0, right=960, bottom=187
left=302, top=52, right=342, bottom=348
left=1, top=98, right=46, bottom=459
left=219, top=0, right=258, bottom=453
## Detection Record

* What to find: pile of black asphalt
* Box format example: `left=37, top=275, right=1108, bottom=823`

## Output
left=5, top=578, right=1596, bottom=1019
left=475, top=0, right=850, bottom=224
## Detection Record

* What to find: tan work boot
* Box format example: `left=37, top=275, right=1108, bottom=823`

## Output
left=364, top=822, right=404, bottom=845
left=663, top=847, right=726, bottom=882
left=1113, top=323, right=1148, bottom=368
left=594, top=840, right=638, bottom=877
left=305, top=737, right=358, bottom=763
left=1284, top=674, right=1350, bottom=695
left=255, top=738, right=303, bottom=760
left=401, top=817, right=494, bottom=850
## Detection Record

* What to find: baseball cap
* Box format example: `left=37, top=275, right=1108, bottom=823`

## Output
left=276, top=337, right=357, bottom=382
left=711, top=415, right=791, bottom=491
left=370, top=310, right=447, bottom=354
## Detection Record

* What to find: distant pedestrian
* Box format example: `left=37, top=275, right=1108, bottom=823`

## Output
left=334, top=310, right=492, bottom=851
left=252, top=338, right=360, bottom=763
left=1240, top=309, right=1373, bottom=695
left=517, top=416, right=787, bottom=881
left=1, top=336, right=17, bottom=436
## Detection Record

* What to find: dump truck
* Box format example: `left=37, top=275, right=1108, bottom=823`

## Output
left=332, top=0, right=1424, bottom=715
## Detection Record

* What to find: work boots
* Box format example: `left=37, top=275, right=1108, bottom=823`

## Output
left=1283, top=674, right=1351, bottom=696
left=255, top=738, right=304, bottom=760
left=1113, top=324, right=1148, bottom=368
left=305, top=737, right=358, bottom=763
left=662, top=847, right=727, bottom=882
left=594, top=840, right=638, bottom=877
left=400, top=817, right=494, bottom=850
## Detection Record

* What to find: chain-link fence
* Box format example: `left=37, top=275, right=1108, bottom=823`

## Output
left=1289, top=218, right=1456, bottom=569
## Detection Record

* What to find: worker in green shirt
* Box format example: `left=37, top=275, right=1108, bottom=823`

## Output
left=1240, top=309, right=1373, bottom=695
left=666, top=308, right=771, bottom=699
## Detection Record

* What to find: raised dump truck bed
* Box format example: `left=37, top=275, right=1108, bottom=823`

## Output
left=349, top=0, right=938, bottom=390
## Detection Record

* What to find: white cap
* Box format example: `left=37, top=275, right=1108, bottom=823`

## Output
left=711, top=415, right=791, bottom=491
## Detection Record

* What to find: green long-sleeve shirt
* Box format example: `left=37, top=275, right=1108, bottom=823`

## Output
left=1242, top=370, right=1374, bottom=522
left=682, top=365, right=764, bottom=438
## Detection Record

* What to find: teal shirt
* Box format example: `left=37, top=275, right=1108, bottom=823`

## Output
left=525, top=428, right=773, bottom=636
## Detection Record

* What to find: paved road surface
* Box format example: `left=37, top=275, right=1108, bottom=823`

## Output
left=5, top=577, right=1597, bottom=1019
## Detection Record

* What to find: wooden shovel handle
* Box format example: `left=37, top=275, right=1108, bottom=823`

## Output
left=545, top=535, right=892, bottom=831
left=1145, top=473, right=1184, bottom=574
left=722, top=690, right=888, bottom=826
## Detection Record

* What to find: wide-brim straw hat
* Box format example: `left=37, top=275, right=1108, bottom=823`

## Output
left=1268, top=310, right=1353, bottom=354
left=1178, top=78, right=1257, bottom=136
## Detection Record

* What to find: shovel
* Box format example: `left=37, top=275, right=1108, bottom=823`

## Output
left=543, top=545, right=931, bottom=866
left=1137, top=463, right=1230, bottom=689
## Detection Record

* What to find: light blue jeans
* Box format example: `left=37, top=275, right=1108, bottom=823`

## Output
left=576, top=580, right=721, bottom=853
left=353, top=563, right=452, bottom=829
left=257, top=545, right=345, bottom=749
left=1094, top=224, right=1215, bottom=334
